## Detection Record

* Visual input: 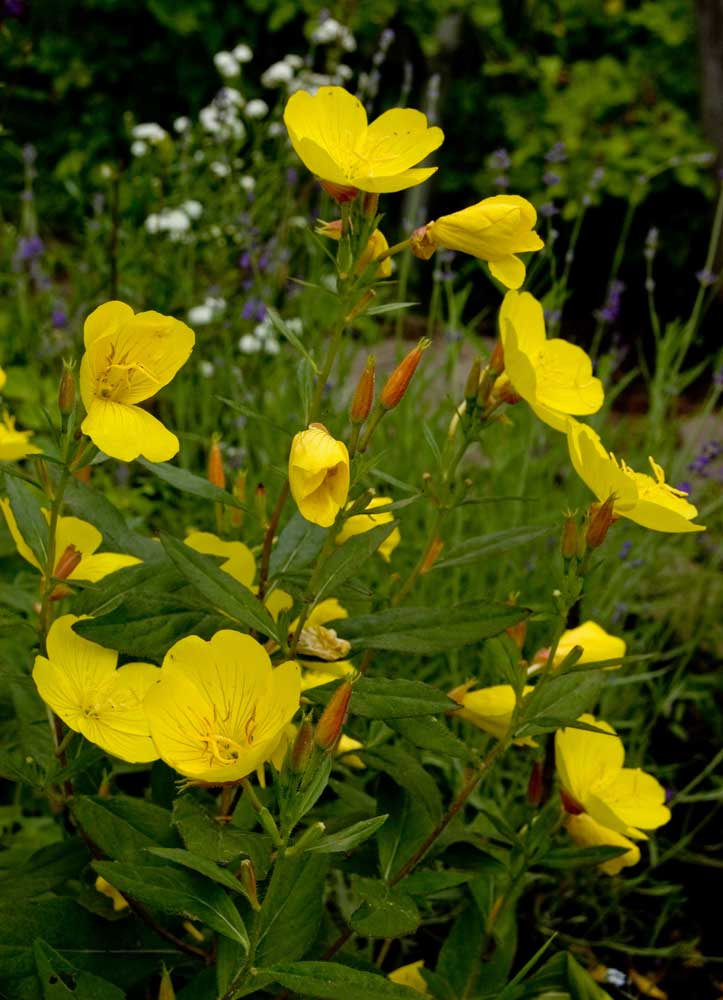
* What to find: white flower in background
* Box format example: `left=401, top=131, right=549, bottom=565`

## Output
left=131, top=140, right=148, bottom=157
left=233, top=42, right=253, bottom=63
left=261, top=60, right=294, bottom=87
left=199, top=360, right=215, bottom=378
left=174, top=116, right=191, bottom=133
left=193, top=149, right=205, bottom=163
left=200, top=106, right=221, bottom=132
left=287, top=71, right=334, bottom=95
left=132, top=122, right=168, bottom=143
left=240, top=175, right=256, bottom=192
left=210, top=225, right=222, bottom=238
left=268, top=122, right=285, bottom=137
left=188, top=296, right=226, bottom=325
left=211, top=161, right=231, bottom=178
left=289, top=215, right=308, bottom=228
left=286, top=318, right=303, bottom=336
left=311, top=17, right=341, bottom=44
left=244, top=98, right=269, bottom=119
left=239, top=334, right=262, bottom=353
left=284, top=54, right=304, bottom=69
left=144, top=207, right=193, bottom=240
left=336, top=64, right=353, bottom=81
left=214, top=50, right=240, bottom=77
left=254, top=318, right=272, bottom=340
left=264, top=338, right=280, bottom=355
left=217, top=87, right=245, bottom=108
left=181, top=200, right=203, bottom=220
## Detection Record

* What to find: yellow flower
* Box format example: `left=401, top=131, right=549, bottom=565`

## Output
left=289, top=424, right=350, bottom=528
left=318, top=220, right=392, bottom=278
left=413, top=195, right=544, bottom=289
left=567, top=420, right=705, bottom=533
left=1, top=499, right=140, bottom=582
left=0, top=412, right=41, bottom=461
left=80, top=300, right=195, bottom=462
left=335, top=497, right=400, bottom=561
left=33, top=615, right=160, bottom=763
left=554, top=620, right=626, bottom=669
left=565, top=813, right=641, bottom=876
left=95, top=875, right=129, bottom=912
left=143, top=630, right=301, bottom=783
left=0, top=366, right=5, bottom=391
left=388, top=961, right=429, bottom=995
left=556, top=713, right=671, bottom=874
left=283, top=86, right=444, bottom=194
left=497, top=291, right=603, bottom=430
left=184, top=531, right=256, bottom=588
left=448, top=682, right=535, bottom=745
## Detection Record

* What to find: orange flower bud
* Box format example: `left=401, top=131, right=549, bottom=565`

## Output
left=380, top=339, right=431, bottom=411
left=291, top=719, right=315, bottom=773
left=316, top=218, right=343, bottom=239
left=58, top=361, right=76, bottom=416
left=464, top=358, right=482, bottom=404
left=490, top=373, right=521, bottom=407
left=505, top=595, right=527, bottom=648
left=489, top=339, right=505, bottom=375
left=320, top=179, right=358, bottom=203
left=207, top=438, right=226, bottom=491
left=345, top=289, right=376, bottom=323
left=315, top=681, right=353, bottom=751
left=255, top=482, right=267, bottom=525
left=560, top=512, right=579, bottom=560
left=239, top=859, right=260, bottom=911
left=527, top=759, right=544, bottom=807
left=560, top=788, right=585, bottom=815
left=409, top=224, right=436, bottom=260
left=53, top=544, right=82, bottom=581
left=350, top=356, right=376, bottom=424
left=73, top=465, right=91, bottom=483
left=586, top=495, right=617, bottom=549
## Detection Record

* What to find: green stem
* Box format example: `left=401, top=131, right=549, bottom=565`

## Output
left=590, top=189, right=640, bottom=358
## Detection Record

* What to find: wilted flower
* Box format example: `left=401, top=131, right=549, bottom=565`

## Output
left=143, top=631, right=301, bottom=783
left=79, top=300, right=195, bottom=462
left=34, top=615, right=160, bottom=762
left=284, top=86, right=443, bottom=194
left=289, top=424, right=350, bottom=527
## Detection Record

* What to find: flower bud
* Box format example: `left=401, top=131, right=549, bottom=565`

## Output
left=586, top=495, right=616, bottom=549
left=527, top=759, right=544, bottom=807
left=488, top=339, right=505, bottom=376
left=560, top=512, right=579, bottom=560
left=350, top=356, right=376, bottom=424
left=560, top=788, right=585, bottom=815
left=290, top=719, right=315, bottom=773
left=207, top=437, right=226, bottom=490
left=489, top=373, right=521, bottom=407
left=362, top=191, right=379, bottom=217
left=380, top=339, right=431, bottom=410
left=420, top=535, right=444, bottom=575
left=158, top=966, right=177, bottom=1000
left=409, top=224, right=436, bottom=260
left=53, top=544, right=82, bottom=581
left=320, top=179, right=358, bottom=203
left=239, top=859, right=260, bottom=911
left=58, top=361, right=76, bottom=416
left=505, top=594, right=527, bottom=648
left=464, top=358, right=482, bottom=405
left=255, top=483, right=267, bottom=526
left=315, top=681, right=353, bottom=751
left=316, top=218, right=343, bottom=238
left=73, top=464, right=91, bottom=483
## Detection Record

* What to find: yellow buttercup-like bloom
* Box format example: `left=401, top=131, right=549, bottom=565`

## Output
left=412, top=195, right=544, bottom=289
left=289, top=424, right=350, bottom=528
left=448, top=681, right=535, bottom=746
left=531, top=620, right=626, bottom=673
left=556, top=714, right=671, bottom=875
left=0, top=412, right=41, bottom=461
left=388, top=961, right=429, bottom=995
left=497, top=291, right=603, bottom=430
left=33, top=615, right=160, bottom=763
left=335, top=497, right=400, bottom=561
left=143, top=630, right=301, bottom=784
left=80, top=300, right=195, bottom=462
left=1, top=500, right=140, bottom=582
left=567, top=419, right=705, bottom=533
left=283, top=86, right=444, bottom=194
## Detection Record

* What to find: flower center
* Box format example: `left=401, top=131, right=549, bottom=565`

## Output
left=95, top=345, right=159, bottom=402
left=200, top=711, right=257, bottom=766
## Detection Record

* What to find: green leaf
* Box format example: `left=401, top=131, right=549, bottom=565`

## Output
left=137, top=458, right=251, bottom=514
left=146, top=847, right=250, bottom=896
left=388, top=716, right=472, bottom=761
left=72, top=796, right=174, bottom=862
left=487, top=633, right=527, bottom=696
left=255, top=855, right=329, bottom=965
left=3, top=473, right=47, bottom=566
left=76, top=605, right=223, bottom=661
left=537, top=844, right=629, bottom=869
left=93, top=861, right=249, bottom=949
left=402, top=870, right=476, bottom=896
left=366, top=300, right=418, bottom=315
left=0, top=839, right=90, bottom=900
left=33, top=941, right=126, bottom=1000
left=436, top=902, right=486, bottom=997
left=350, top=877, right=420, bottom=938
left=266, top=306, right=319, bottom=373
left=257, top=961, right=425, bottom=999
left=363, top=745, right=442, bottom=819
left=312, top=521, right=397, bottom=604
left=161, top=533, right=279, bottom=639
left=305, top=815, right=388, bottom=853
left=269, top=511, right=327, bottom=576
left=64, top=478, right=160, bottom=560
left=173, top=797, right=273, bottom=877
left=377, top=779, right=435, bottom=881
left=431, top=524, right=553, bottom=570
left=350, top=677, right=458, bottom=719
left=515, top=672, right=606, bottom=738
left=336, top=601, right=530, bottom=654
left=284, top=754, right=333, bottom=833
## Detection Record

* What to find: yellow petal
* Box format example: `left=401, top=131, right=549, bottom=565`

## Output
left=360, top=166, right=438, bottom=193
left=307, top=598, right=348, bottom=628
left=555, top=621, right=626, bottom=669
left=388, top=961, right=429, bottom=994
left=499, top=291, right=546, bottom=354
left=82, top=399, right=180, bottom=462
left=83, top=301, right=134, bottom=348
left=45, top=613, right=117, bottom=676
left=185, top=531, right=256, bottom=588
left=362, top=108, right=443, bottom=177
left=0, top=496, right=41, bottom=569
left=264, top=588, right=294, bottom=621
left=534, top=339, right=604, bottom=415
left=595, top=767, right=671, bottom=832
left=489, top=254, right=526, bottom=289
left=54, top=514, right=101, bottom=559
left=289, top=426, right=350, bottom=528
left=555, top=714, right=624, bottom=807
left=284, top=87, right=367, bottom=182
left=69, top=552, right=141, bottom=582
left=0, top=413, right=41, bottom=461
left=565, top=813, right=640, bottom=875
left=452, top=683, right=535, bottom=745
left=566, top=420, right=638, bottom=510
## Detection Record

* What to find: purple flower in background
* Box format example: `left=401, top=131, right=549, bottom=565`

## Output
left=688, top=440, right=721, bottom=476
left=493, top=175, right=510, bottom=190
left=52, top=308, right=68, bottom=329
left=258, top=253, right=269, bottom=272
left=539, top=201, right=558, bottom=218
left=589, top=166, right=605, bottom=188
left=695, top=267, right=717, bottom=288
left=618, top=539, right=632, bottom=560
left=3, top=0, right=26, bottom=15
left=489, top=148, right=511, bottom=172
left=242, top=297, right=267, bottom=322
left=16, top=235, right=44, bottom=261
left=544, top=307, right=562, bottom=325
left=676, top=481, right=692, bottom=495
left=545, top=141, right=567, bottom=163
left=286, top=167, right=299, bottom=185
left=239, top=251, right=252, bottom=271
left=596, top=279, right=625, bottom=324
left=543, top=171, right=560, bottom=187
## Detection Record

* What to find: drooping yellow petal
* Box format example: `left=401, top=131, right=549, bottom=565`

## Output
left=555, top=714, right=623, bottom=808
left=594, top=767, right=671, bottom=833
left=565, top=813, right=641, bottom=876
left=362, top=108, right=444, bottom=177
left=0, top=496, right=40, bottom=568
left=185, top=531, right=256, bottom=589
left=554, top=621, right=626, bottom=670
left=82, top=399, right=180, bottom=462
left=489, top=254, right=526, bottom=289
left=388, top=961, right=429, bottom=995
left=567, top=420, right=638, bottom=511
